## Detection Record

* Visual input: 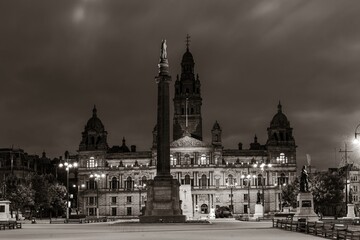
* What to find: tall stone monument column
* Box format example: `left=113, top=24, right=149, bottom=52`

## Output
left=140, top=40, right=186, bottom=223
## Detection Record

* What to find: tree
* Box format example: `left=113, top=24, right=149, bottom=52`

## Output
left=48, top=183, right=67, bottom=218
left=281, top=178, right=299, bottom=209
left=312, top=171, right=345, bottom=218
left=5, top=174, right=34, bottom=219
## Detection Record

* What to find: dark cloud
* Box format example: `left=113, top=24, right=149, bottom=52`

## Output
left=1, top=0, right=360, bottom=170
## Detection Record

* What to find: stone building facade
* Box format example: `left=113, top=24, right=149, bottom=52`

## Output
left=76, top=41, right=297, bottom=218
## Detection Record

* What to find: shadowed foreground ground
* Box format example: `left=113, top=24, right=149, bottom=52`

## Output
left=1, top=219, right=322, bottom=240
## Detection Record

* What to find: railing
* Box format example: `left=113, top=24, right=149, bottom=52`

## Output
left=0, top=221, right=22, bottom=230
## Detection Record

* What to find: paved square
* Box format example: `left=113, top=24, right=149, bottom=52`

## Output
left=1, top=220, right=322, bottom=240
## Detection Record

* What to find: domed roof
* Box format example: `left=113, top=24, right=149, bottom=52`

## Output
left=270, top=102, right=290, bottom=128
left=85, top=106, right=105, bottom=131
left=182, top=50, right=194, bottom=64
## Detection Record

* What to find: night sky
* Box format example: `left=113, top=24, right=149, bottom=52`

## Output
left=1, top=0, right=360, bottom=170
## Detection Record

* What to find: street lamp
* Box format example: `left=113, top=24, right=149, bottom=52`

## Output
left=89, top=173, right=105, bottom=218
left=58, top=161, right=78, bottom=223
left=134, top=183, right=146, bottom=216
left=72, top=183, right=85, bottom=215
left=226, top=182, right=237, bottom=214
left=241, top=173, right=256, bottom=219
left=253, top=162, right=272, bottom=214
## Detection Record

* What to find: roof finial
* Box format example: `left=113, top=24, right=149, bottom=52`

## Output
left=93, top=105, right=97, bottom=117
left=254, top=134, right=258, bottom=143
left=186, top=34, right=191, bottom=51
left=278, top=101, right=282, bottom=112
left=122, top=137, right=126, bottom=145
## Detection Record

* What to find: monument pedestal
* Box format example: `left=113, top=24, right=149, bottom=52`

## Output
left=346, top=204, right=356, bottom=218
left=140, top=176, right=186, bottom=223
left=0, top=200, right=11, bottom=221
left=293, top=192, right=318, bottom=222
left=253, top=204, right=264, bottom=219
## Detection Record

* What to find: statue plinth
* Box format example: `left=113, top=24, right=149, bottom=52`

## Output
left=293, top=192, right=318, bottom=222
left=346, top=204, right=356, bottom=218
left=0, top=200, right=12, bottom=221
left=140, top=178, right=186, bottom=223
left=253, top=204, right=264, bottom=219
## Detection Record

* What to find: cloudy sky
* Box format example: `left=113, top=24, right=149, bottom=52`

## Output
left=1, top=0, right=360, bottom=170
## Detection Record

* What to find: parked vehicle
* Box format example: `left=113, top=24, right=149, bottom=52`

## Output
left=215, top=206, right=232, bottom=218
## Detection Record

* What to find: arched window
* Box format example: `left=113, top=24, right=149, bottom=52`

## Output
left=277, top=153, right=287, bottom=164
left=227, top=174, right=234, bottom=185
left=89, top=178, right=96, bottom=189
left=126, top=177, right=133, bottom=191
left=184, top=175, right=191, bottom=185
left=141, top=176, right=147, bottom=186
left=278, top=173, right=288, bottom=186
left=200, top=154, right=207, bottom=165
left=184, top=154, right=190, bottom=165
left=88, top=157, right=95, bottom=168
left=201, top=204, right=208, bottom=214
left=257, top=174, right=263, bottom=186
left=201, top=174, right=207, bottom=188
left=111, top=177, right=118, bottom=189
left=170, top=155, right=177, bottom=166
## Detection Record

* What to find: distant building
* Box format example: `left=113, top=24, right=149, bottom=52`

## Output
left=0, top=148, right=53, bottom=198
left=77, top=40, right=297, bottom=218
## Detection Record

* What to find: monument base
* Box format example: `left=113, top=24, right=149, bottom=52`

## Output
left=293, top=192, right=318, bottom=222
left=140, top=176, right=186, bottom=223
left=253, top=204, right=264, bottom=219
left=346, top=204, right=356, bottom=218
left=0, top=200, right=12, bottom=221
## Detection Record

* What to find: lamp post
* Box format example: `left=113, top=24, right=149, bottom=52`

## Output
left=134, top=183, right=146, bottom=216
left=253, top=162, right=272, bottom=214
left=89, top=173, right=105, bottom=218
left=241, top=172, right=256, bottom=218
left=59, top=161, right=78, bottom=223
left=226, top=182, right=237, bottom=214
left=72, top=184, right=85, bottom=215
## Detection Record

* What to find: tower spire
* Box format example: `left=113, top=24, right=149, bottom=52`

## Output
left=186, top=34, right=191, bottom=51
left=93, top=105, right=97, bottom=117
left=278, top=101, right=282, bottom=112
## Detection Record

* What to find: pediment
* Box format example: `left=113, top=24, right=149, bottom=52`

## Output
left=170, top=136, right=210, bottom=148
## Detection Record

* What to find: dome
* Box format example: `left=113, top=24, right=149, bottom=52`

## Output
left=85, top=106, right=105, bottom=131
left=270, top=102, right=290, bottom=128
left=182, top=50, right=194, bottom=64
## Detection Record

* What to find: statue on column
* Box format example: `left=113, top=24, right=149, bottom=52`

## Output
left=300, top=165, right=309, bottom=192
left=160, top=39, right=167, bottom=59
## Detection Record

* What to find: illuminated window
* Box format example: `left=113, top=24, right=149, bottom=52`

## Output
left=200, top=154, right=207, bottom=165
left=88, top=157, right=95, bottom=168
left=170, top=155, right=177, bottom=166
left=276, top=153, right=288, bottom=164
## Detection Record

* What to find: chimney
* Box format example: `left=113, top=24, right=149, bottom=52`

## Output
left=131, top=145, right=136, bottom=152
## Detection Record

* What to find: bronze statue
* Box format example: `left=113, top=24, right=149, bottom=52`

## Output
left=349, top=187, right=353, bottom=204
left=256, top=190, right=261, bottom=204
left=300, top=165, right=309, bottom=192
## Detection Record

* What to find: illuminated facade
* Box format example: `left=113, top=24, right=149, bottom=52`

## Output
left=77, top=41, right=297, bottom=218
